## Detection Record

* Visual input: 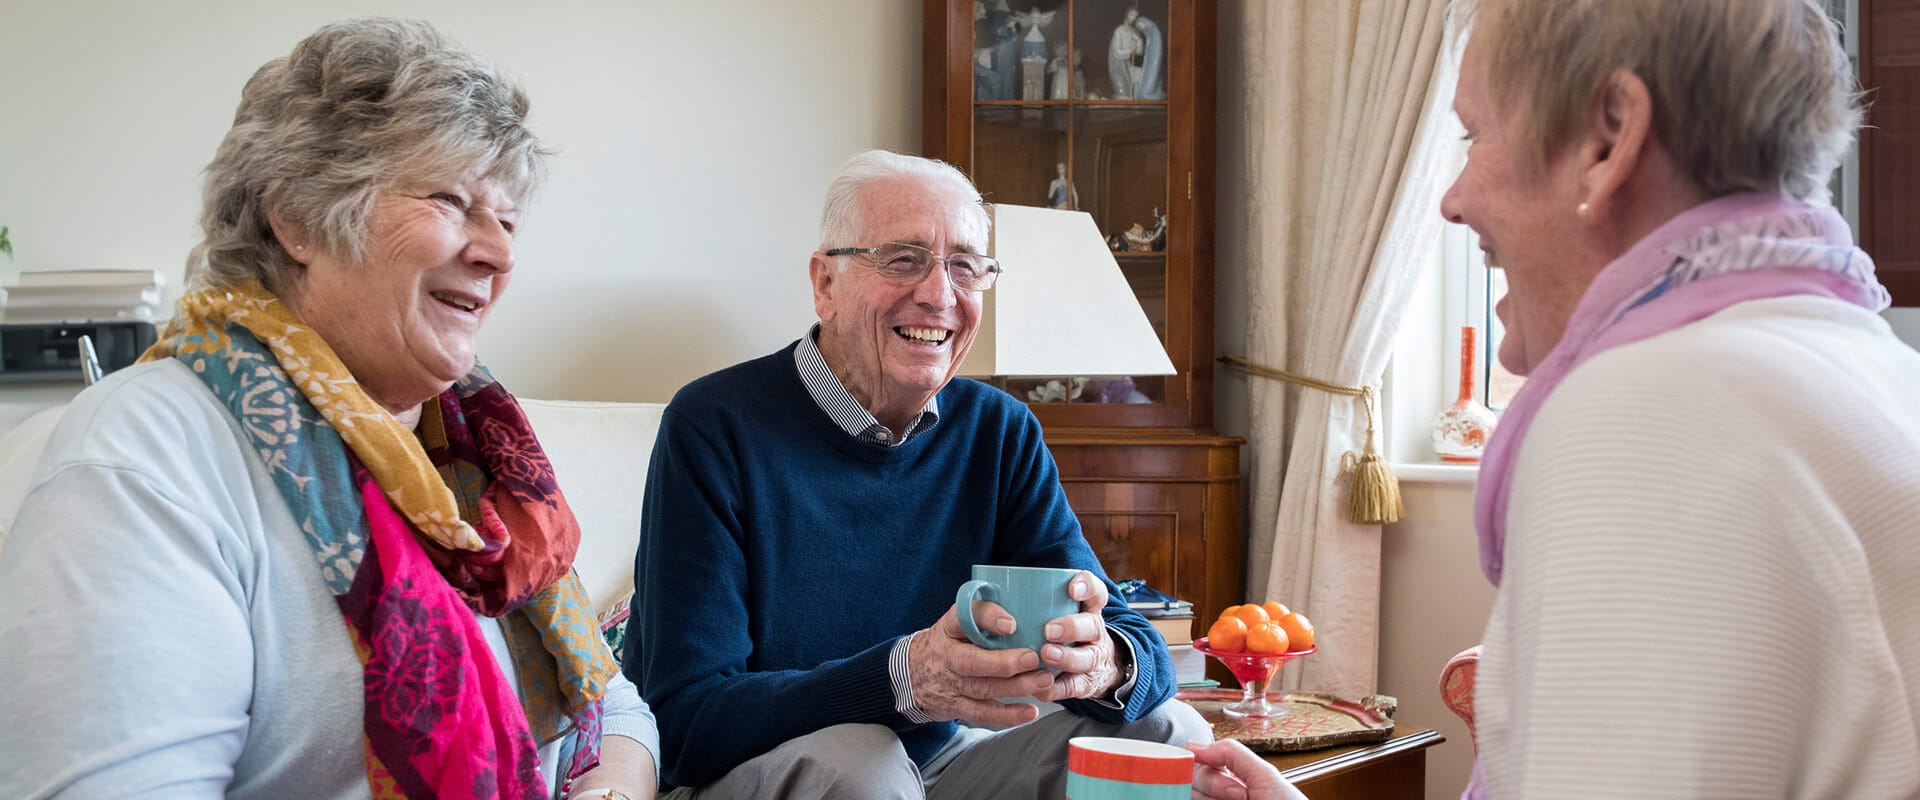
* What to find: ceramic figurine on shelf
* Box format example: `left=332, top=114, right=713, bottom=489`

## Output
left=1133, top=11, right=1165, bottom=100
left=1108, top=8, right=1144, bottom=99
left=974, top=47, right=997, bottom=99
left=1021, top=55, right=1047, bottom=100
left=1027, top=377, right=1088, bottom=403
left=1072, top=47, right=1089, bottom=98
left=974, top=1, right=1019, bottom=100
left=1048, top=41, right=1071, bottom=100
left=1014, top=6, right=1054, bottom=61
left=1014, top=6, right=1054, bottom=101
left=1046, top=162, right=1079, bottom=210
left=1123, top=207, right=1167, bottom=252
left=1091, top=376, right=1151, bottom=403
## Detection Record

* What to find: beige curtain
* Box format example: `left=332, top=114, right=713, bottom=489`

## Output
left=1232, top=0, right=1451, bottom=696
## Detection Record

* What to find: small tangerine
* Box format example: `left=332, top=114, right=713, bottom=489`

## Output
left=1206, top=616, right=1249, bottom=653
left=1276, top=612, right=1315, bottom=651
left=1246, top=621, right=1291, bottom=655
left=1230, top=604, right=1271, bottom=628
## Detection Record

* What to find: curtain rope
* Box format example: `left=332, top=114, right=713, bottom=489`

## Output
left=1220, top=355, right=1404, bottom=524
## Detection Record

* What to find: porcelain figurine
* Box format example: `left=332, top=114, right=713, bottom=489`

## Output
left=1108, top=9, right=1144, bottom=99
left=1123, top=207, right=1167, bottom=252
left=1133, top=12, right=1165, bottom=100
left=1047, top=162, right=1079, bottom=210
left=1048, top=41, right=1071, bottom=100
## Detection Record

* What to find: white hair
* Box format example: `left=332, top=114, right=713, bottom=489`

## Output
left=816, top=150, right=990, bottom=258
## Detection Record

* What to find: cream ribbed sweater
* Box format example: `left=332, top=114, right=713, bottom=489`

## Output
left=1476, top=296, right=1920, bottom=798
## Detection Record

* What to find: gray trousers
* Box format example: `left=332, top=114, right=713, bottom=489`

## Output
left=662, top=699, right=1211, bottom=800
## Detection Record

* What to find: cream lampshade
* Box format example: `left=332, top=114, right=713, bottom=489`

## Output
left=959, top=204, right=1176, bottom=379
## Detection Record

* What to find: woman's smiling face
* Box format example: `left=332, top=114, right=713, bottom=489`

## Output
left=281, top=176, right=520, bottom=414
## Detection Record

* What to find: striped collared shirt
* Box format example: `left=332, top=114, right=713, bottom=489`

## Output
left=793, top=325, right=939, bottom=446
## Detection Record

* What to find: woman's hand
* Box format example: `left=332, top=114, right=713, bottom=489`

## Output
left=1187, top=739, right=1307, bottom=800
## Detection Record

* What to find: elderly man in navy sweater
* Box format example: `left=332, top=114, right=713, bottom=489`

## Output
left=629, top=149, right=1210, bottom=798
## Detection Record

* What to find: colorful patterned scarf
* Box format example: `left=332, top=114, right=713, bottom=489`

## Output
left=144, top=280, right=618, bottom=799
left=1463, top=192, right=1890, bottom=798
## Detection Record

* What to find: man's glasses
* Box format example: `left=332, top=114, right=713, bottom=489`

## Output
left=824, top=241, right=1003, bottom=292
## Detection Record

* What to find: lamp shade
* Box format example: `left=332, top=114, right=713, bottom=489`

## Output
left=959, top=204, right=1176, bottom=378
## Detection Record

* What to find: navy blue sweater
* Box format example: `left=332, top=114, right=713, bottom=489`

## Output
left=627, top=343, right=1174, bottom=788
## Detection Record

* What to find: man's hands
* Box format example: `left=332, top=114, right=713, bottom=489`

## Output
left=909, top=606, right=1052, bottom=727
left=907, top=571, right=1126, bottom=726
left=1032, top=570, right=1125, bottom=703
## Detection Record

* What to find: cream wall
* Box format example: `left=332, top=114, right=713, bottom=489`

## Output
left=0, top=0, right=921, bottom=402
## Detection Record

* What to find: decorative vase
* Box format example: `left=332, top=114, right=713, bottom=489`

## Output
left=1432, top=326, right=1498, bottom=462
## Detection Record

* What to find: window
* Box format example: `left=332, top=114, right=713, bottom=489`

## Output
left=1440, top=218, right=1523, bottom=411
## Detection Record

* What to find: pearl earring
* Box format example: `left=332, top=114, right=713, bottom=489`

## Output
left=1576, top=202, right=1591, bottom=218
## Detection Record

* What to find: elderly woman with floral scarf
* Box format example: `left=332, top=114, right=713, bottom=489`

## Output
left=0, top=19, right=656, bottom=800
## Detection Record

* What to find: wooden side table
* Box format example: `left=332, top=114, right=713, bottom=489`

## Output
left=1261, top=720, right=1444, bottom=800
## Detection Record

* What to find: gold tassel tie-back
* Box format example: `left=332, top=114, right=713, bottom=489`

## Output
left=1221, top=355, right=1404, bottom=525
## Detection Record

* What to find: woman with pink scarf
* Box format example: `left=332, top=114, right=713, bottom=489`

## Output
left=1445, top=1, right=1920, bottom=798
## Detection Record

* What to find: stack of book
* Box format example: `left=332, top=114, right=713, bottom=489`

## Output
left=1118, top=579, right=1213, bottom=688
left=1, top=269, right=167, bottom=324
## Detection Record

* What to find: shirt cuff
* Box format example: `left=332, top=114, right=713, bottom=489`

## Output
left=1090, top=625, right=1138, bottom=710
left=889, top=634, right=936, bottom=724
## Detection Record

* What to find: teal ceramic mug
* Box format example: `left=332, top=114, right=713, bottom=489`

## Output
left=955, top=564, right=1082, bottom=655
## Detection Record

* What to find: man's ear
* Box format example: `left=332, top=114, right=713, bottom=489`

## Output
left=809, top=251, right=837, bottom=323
left=1578, top=68, right=1655, bottom=218
left=266, top=207, right=313, bottom=266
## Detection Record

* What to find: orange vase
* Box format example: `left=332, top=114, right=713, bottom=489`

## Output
left=1431, top=326, right=1498, bottom=462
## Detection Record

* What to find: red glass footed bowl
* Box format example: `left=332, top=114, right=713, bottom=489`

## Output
left=1192, top=638, right=1316, bottom=718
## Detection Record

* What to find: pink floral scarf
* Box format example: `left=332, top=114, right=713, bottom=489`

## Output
left=148, top=282, right=617, bottom=799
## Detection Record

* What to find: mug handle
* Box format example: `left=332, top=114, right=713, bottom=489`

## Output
left=955, top=579, right=1003, bottom=648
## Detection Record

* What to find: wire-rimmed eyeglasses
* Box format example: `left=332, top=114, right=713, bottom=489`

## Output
left=824, top=241, right=1003, bottom=292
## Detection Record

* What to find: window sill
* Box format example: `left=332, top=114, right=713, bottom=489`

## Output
left=1390, top=462, right=1479, bottom=485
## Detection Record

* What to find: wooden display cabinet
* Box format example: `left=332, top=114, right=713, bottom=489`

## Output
left=923, top=0, right=1244, bottom=654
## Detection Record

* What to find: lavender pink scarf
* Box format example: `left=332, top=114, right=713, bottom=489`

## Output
left=1463, top=192, right=1889, bottom=797
left=1474, top=192, right=1888, bottom=585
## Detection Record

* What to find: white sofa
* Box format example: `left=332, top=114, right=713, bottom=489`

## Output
left=0, top=395, right=666, bottom=621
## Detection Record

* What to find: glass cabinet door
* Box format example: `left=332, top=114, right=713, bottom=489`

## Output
left=969, top=0, right=1176, bottom=410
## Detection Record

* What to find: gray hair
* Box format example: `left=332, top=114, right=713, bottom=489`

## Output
left=817, top=150, right=990, bottom=256
left=1457, top=0, right=1861, bottom=201
left=189, top=18, right=546, bottom=292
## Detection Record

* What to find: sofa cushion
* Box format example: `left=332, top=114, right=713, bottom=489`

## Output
left=516, top=399, right=665, bottom=621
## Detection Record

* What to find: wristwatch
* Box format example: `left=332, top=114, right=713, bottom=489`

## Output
left=569, top=790, right=631, bottom=800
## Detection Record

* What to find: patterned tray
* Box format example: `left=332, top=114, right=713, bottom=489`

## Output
left=1175, top=690, right=1398, bottom=753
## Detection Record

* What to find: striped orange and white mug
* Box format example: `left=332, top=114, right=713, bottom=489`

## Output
left=1065, top=737, right=1194, bottom=800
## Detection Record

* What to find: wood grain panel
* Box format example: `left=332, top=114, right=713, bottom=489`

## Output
left=1861, top=0, right=1920, bottom=305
